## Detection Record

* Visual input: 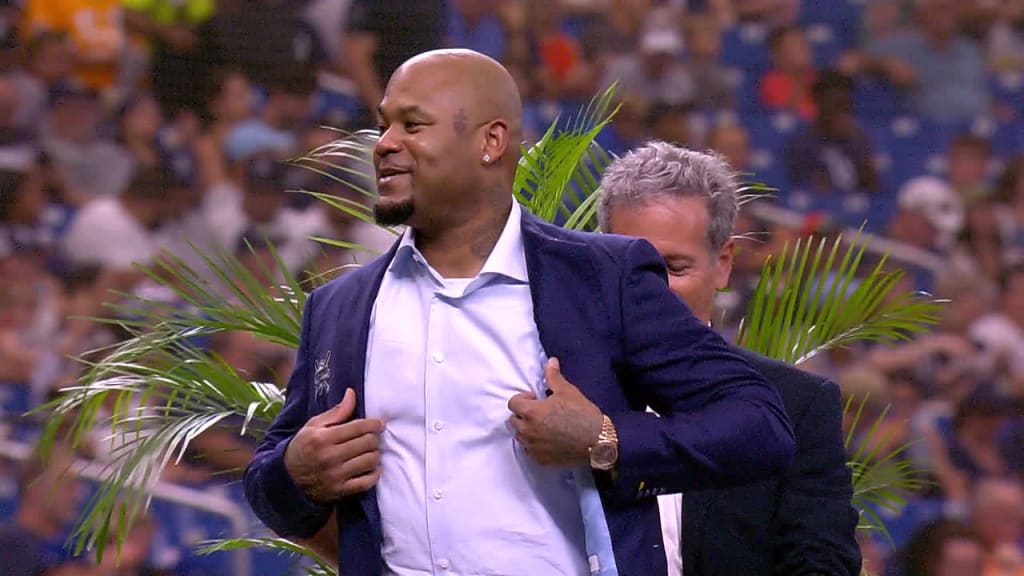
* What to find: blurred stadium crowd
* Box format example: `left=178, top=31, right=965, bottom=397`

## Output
left=0, top=0, right=1023, bottom=575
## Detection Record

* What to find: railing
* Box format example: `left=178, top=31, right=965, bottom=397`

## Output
left=746, top=201, right=947, bottom=275
left=0, top=437, right=252, bottom=576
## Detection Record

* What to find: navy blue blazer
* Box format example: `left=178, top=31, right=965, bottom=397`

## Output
left=244, top=208, right=797, bottom=576
left=683, top=348, right=862, bottom=576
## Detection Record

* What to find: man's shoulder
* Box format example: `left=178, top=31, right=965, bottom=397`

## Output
left=730, top=347, right=836, bottom=415
left=522, top=211, right=639, bottom=262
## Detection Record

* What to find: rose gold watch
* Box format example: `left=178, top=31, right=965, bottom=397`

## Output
left=589, top=415, right=619, bottom=471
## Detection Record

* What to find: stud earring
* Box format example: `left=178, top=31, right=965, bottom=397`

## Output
left=482, top=154, right=491, bottom=164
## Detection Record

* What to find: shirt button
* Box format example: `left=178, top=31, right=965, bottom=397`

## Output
left=433, top=420, right=445, bottom=431
left=432, top=352, right=445, bottom=363
left=439, top=559, right=450, bottom=569
left=433, top=489, right=443, bottom=500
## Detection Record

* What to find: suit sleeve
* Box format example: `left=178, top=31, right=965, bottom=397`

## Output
left=772, top=380, right=862, bottom=576
left=243, top=290, right=333, bottom=538
left=604, top=239, right=796, bottom=499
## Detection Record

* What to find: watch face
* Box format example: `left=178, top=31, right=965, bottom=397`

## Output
left=591, top=442, right=618, bottom=469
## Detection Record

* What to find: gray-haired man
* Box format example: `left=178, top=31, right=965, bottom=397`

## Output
left=599, top=141, right=861, bottom=576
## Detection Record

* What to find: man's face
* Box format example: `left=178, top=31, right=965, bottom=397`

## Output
left=373, top=63, right=481, bottom=227
left=607, top=196, right=733, bottom=322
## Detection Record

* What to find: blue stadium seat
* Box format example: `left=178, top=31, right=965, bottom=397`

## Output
left=853, top=76, right=907, bottom=121
left=992, top=71, right=1024, bottom=117
left=720, top=23, right=771, bottom=77
left=804, top=22, right=850, bottom=69
left=966, top=115, right=1024, bottom=160
left=743, top=111, right=806, bottom=190
left=864, top=116, right=957, bottom=194
left=799, top=0, right=864, bottom=28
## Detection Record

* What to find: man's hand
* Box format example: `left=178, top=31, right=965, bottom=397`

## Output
left=508, top=358, right=603, bottom=467
left=284, top=388, right=384, bottom=503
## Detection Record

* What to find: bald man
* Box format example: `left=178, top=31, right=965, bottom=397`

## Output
left=243, top=49, right=796, bottom=576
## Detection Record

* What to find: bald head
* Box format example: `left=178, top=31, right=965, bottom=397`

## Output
left=373, top=49, right=525, bottom=230
left=391, top=49, right=523, bottom=161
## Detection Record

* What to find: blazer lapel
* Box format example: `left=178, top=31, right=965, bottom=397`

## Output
left=330, top=238, right=399, bottom=558
left=520, top=211, right=614, bottom=413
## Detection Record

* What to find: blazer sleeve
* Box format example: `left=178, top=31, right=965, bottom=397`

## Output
left=604, top=239, right=796, bottom=500
left=772, top=379, right=862, bottom=576
left=243, top=289, right=334, bottom=538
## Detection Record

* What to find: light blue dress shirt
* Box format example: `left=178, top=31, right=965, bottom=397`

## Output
left=362, top=201, right=618, bottom=575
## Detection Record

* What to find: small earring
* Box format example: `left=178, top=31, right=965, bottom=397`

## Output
left=482, top=154, right=491, bottom=164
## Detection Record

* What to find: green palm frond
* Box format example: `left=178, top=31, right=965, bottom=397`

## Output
left=101, top=243, right=306, bottom=349
left=843, top=394, right=928, bottom=544
left=292, top=129, right=379, bottom=198
left=735, top=230, right=944, bottom=365
left=36, top=331, right=283, bottom=559
left=196, top=538, right=337, bottom=576
left=514, top=85, right=620, bottom=222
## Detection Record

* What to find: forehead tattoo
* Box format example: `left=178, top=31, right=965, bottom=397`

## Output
left=453, top=108, right=468, bottom=135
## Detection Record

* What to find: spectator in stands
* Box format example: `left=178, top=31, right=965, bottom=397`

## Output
left=195, top=68, right=254, bottom=188
left=682, top=12, right=736, bottom=112
left=648, top=102, right=695, bottom=148
left=985, top=0, right=1024, bottom=73
left=0, top=440, right=85, bottom=576
left=707, top=121, right=751, bottom=173
left=899, top=518, right=986, bottom=576
left=223, top=67, right=317, bottom=163
left=760, top=25, right=818, bottom=120
left=939, top=391, right=1023, bottom=484
left=6, top=31, right=73, bottom=133
left=970, top=477, right=1024, bottom=575
left=20, top=0, right=125, bottom=96
left=40, top=85, right=134, bottom=202
left=895, top=175, right=963, bottom=252
left=602, top=23, right=694, bottom=107
left=115, top=94, right=165, bottom=173
left=947, top=134, right=993, bottom=204
left=122, top=0, right=217, bottom=119
left=60, top=164, right=172, bottom=292
left=341, top=0, right=446, bottom=118
left=203, top=154, right=323, bottom=277
left=595, top=95, right=649, bottom=157
left=447, top=0, right=507, bottom=61
left=724, top=0, right=800, bottom=27
left=786, top=70, right=879, bottom=193
left=860, top=0, right=991, bottom=124
left=951, top=199, right=1011, bottom=284
left=578, top=0, right=653, bottom=71
left=523, top=0, right=597, bottom=101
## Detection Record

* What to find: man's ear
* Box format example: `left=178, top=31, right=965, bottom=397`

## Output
left=481, top=119, right=510, bottom=163
left=715, top=239, right=735, bottom=291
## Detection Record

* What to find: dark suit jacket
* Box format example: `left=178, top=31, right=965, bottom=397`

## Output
left=244, top=208, right=797, bottom=576
left=683, top=348, right=862, bottom=576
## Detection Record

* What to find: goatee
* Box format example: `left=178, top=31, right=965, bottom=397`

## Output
left=374, top=198, right=415, bottom=226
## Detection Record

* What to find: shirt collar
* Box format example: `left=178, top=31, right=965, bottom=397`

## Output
left=388, top=199, right=528, bottom=284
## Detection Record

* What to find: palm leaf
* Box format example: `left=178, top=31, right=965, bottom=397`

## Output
left=842, top=394, right=928, bottom=544
left=735, top=230, right=944, bottom=365
left=513, top=85, right=621, bottom=222
left=196, top=538, right=337, bottom=576
left=35, top=331, right=284, bottom=558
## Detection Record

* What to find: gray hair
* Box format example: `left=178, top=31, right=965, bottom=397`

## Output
left=597, top=141, right=739, bottom=251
